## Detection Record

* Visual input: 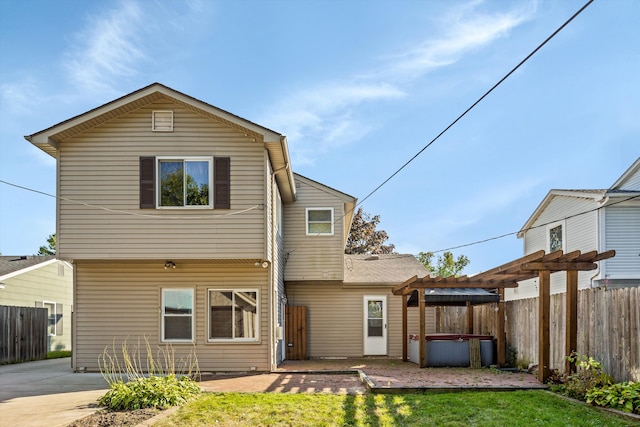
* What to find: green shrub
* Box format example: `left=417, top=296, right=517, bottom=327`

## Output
left=97, top=336, right=201, bottom=411
left=99, top=374, right=201, bottom=410
left=551, top=353, right=613, bottom=401
left=586, top=381, right=640, bottom=414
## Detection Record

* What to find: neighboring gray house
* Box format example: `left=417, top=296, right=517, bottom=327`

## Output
left=0, top=256, right=73, bottom=351
left=506, top=157, right=640, bottom=301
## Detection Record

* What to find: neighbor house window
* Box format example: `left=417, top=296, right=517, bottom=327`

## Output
left=548, top=222, right=564, bottom=252
left=306, top=208, right=334, bottom=235
left=162, top=289, right=194, bottom=342
left=43, top=301, right=57, bottom=336
left=158, top=157, right=212, bottom=208
left=208, top=290, right=258, bottom=341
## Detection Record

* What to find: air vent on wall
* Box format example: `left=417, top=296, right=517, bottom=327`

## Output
left=152, top=110, right=173, bottom=132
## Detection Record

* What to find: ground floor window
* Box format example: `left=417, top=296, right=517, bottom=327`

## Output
left=42, top=301, right=58, bottom=336
left=161, top=288, right=194, bottom=342
left=209, top=290, right=258, bottom=341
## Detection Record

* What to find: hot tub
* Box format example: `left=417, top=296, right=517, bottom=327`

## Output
left=408, top=334, right=495, bottom=367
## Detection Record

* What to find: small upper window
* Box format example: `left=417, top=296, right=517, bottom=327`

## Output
left=548, top=223, right=564, bottom=252
left=158, top=157, right=212, bottom=208
left=306, top=208, right=334, bottom=235
left=152, top=110, right=173, bottom=132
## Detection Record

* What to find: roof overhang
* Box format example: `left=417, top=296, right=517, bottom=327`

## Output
left=407, top=287, right=499, bottom=307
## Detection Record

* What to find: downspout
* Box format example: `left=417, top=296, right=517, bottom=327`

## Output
left=590, top=195, right=609, bottom=288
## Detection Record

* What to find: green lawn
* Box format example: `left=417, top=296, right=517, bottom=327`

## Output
left=155, top=390, right=636, bottom=427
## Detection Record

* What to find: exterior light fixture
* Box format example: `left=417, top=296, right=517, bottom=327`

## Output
left=164, top=261, right=176, bottom=269
left=254, top=260, right=270, bottom=268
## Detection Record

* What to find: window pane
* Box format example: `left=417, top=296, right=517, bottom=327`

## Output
left=368, top=300, right=383, bottom=319
left=368, top=319, right=383, bottom=337
left=550, top=225, right=563, bottom=252
left=164, top=317, right=192, bottom=340
left=308, top=223, right=332, bottom=234
left=185, top=161, right=209, bottom=206
left=164, top=290, right=192, bottom=315
left=44, top=302, right=56, bottom=336
left=210, top=291, right=233, bottom=339
left=308, top=210, right=331, bottom=222
left=235, top=292, right=257, bottom=339
left=159, top=160, right=184, bottom=206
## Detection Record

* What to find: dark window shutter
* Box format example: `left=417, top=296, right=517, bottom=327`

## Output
left=214, top=157, right=230, bottom=209
left=140, top=157, right=156, bottom=208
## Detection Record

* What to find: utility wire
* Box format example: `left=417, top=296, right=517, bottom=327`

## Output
left=429, top=194, right=640, bottom=254
left=0, top=179, right=263, bottom=219
left=355, top=0, right=594, bottom=209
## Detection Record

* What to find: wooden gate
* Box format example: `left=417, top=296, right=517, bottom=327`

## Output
left=285, top=306, right=307, bottom=360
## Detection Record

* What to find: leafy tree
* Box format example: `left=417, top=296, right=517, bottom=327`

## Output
left=345, top=208, right=395, bottom=254
left=417, top=251, right=469, bottom=278
left=37, top=233, right=56, bottom=255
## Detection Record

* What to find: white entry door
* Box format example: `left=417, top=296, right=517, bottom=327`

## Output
left=363, top=296, right=387, bottom=355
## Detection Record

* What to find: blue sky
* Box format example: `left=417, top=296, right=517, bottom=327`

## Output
left=1, top=0, right=638, bottom=273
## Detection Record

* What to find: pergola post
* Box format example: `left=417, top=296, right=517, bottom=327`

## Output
left=402, top=293, right=408, bottom=362
left=497, top=288, right=506, bottom=366
left=419, top=293, right=426, bottom=368
left=538, top=270, right=551, bottom=383
left=466, top=301, right=474, bottom=334
left=565, top=269, right=578, bottom=374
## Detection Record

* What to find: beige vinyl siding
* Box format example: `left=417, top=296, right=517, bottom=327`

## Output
left=57, top=101, right=267, bottom=260
left=283, top=180, right=346, bottom=281
left=0, top=261, right=73, bottom=351
left=73, top=261, right=270, bottom=372
left=286, top=283, right=435, bottom=358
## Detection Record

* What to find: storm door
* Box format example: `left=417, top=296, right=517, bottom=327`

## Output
left=363, top=296, right=387, bottom=355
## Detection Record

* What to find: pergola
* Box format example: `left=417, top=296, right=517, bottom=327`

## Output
left=392, top=249, right=615, bottom=382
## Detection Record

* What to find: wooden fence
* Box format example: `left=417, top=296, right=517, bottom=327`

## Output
left=0, top=305, right=48, bottom=364
left=436, top=286, right=640, bottom=382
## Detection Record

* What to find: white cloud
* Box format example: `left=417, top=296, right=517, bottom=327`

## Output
left=0, top=80, right=40, bottom=116
left=64, top=1, right=146, bottom=95
left=263, top=1, right=536, bottom=164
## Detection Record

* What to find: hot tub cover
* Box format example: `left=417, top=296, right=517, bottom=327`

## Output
left=407, top=288, right=500, bottom=307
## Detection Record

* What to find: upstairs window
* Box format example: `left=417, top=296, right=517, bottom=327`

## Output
left=158, top=157, right=212, bottom=208
left=548, top=222, right=564, bottom=252
left=140, top=156, right=230, bottom=209
left=306, top=208, right=334, bottom=235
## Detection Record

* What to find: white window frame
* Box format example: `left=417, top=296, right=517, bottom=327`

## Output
left=306, top=207, right=334, bottom=236
left=161, top=288, right=195, bottom=343
left=547, top=221, right=565, bottom=253
left=43, top=301, right=57, bottom=336
left=156, top=156, right=213, bottom=209
left=207, top=289, right=260, bottom=343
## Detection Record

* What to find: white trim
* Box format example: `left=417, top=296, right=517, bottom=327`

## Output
left=156, top=156, right=214, bottom=209
left=43, top=300, right=57, bottom=336
left=0, top=258, right=58, bottom=282
left=161, top=288, right=195, bottom=343
left=207, top=289, right=260, bottom=343
left=305, top=207, right=335, bottom=236
left=363, top=295, right=387, bottom=356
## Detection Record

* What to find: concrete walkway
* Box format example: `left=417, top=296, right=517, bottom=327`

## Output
left=0, top=358, right=108, bottom=427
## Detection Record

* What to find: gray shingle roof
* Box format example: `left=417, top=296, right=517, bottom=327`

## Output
left=0, top=256, right=56, bottom=278
left=344, top=254, right=429, bottom=284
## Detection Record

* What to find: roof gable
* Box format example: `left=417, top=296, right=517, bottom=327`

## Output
left=0, top=256, right=57, bottom=281
left=24, top=83, right=297, bottom=202
left=611, top=157, right=640, bottom=190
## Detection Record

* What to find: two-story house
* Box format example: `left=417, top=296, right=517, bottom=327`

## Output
left=26, top=83, right=432, bottom=372
left=506, top=157, right=640, bottom=301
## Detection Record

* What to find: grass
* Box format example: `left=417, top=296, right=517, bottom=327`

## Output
left=46, top=350, right=71, bottom=359
left=155, top=390, right=635, bottom=426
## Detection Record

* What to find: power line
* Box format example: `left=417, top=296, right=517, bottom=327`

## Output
left=355, top=0, right=594, bottom=209
left=0, top=179, right=263, bottom=219
left=430, top=194, right=640, bottom=254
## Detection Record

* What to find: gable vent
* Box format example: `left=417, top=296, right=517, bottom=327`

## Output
left=152, top=110, right=173, bottom=132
